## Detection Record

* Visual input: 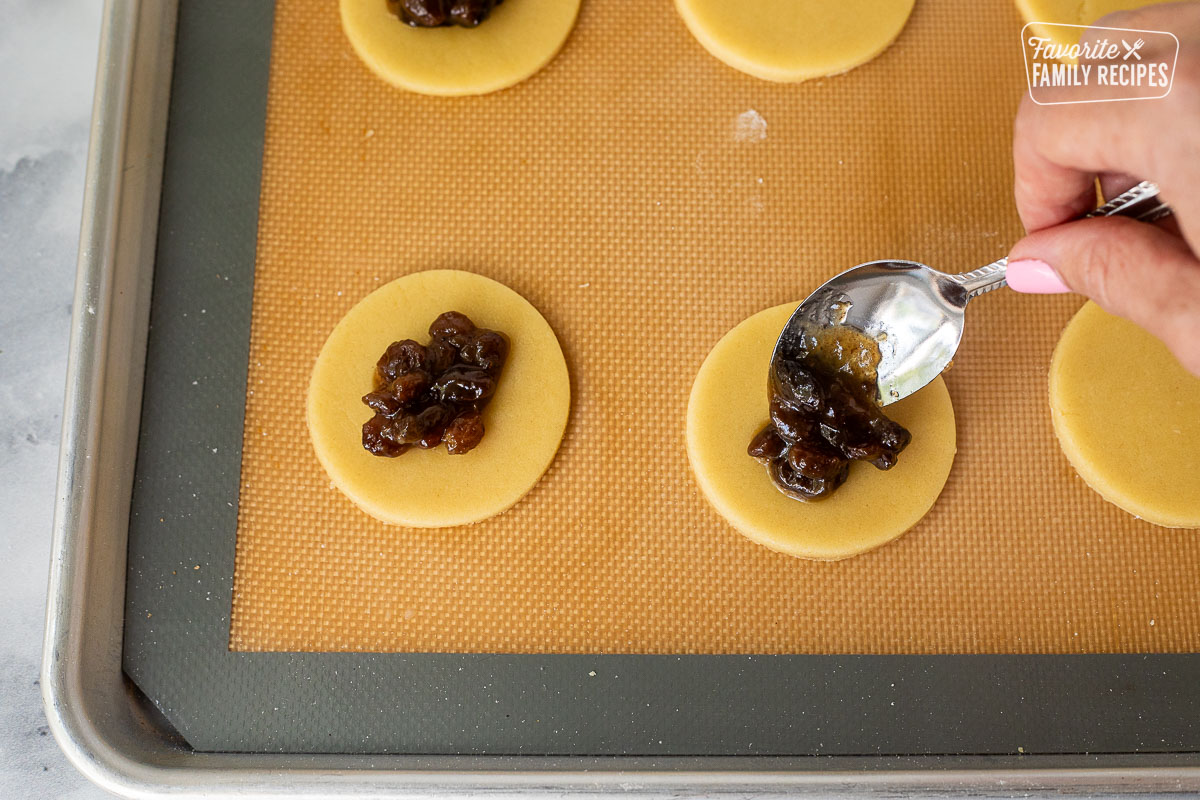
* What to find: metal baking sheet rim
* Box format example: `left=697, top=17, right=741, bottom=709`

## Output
left=39, top=0, right=1200, bottom=796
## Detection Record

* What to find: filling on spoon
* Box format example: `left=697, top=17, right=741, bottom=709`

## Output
left=747, top=325, right=911, bottom=501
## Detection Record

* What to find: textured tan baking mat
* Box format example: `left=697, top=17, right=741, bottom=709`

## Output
left=229, top=0, right=1200, bottom=654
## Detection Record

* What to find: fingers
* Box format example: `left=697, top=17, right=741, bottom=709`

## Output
left=1011, top=4, right=1200, bottom=236
left=1011, top=92, right=1157, bottom=233
left=1011, top=106, right=1099, bottom=232
left=1098, top=172, right=1138, bottom=202
left=1096, top=172, right=1185, bottom=238
left=1008, top=216, right=1200, bottom=376
left=1095, top=2, right=1200, bottom=36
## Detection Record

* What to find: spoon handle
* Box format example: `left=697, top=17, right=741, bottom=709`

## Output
left=952, top=180, right=1172, bottom=300
left=1088, top=180, right=1170, bottom=223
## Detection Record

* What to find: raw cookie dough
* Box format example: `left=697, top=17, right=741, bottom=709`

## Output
left=674, top=0, right=916, bottom=82
left=307, top=270, right=570, bottom=527
left=687, top=304, right=956, bottom=560
left=340, top=0, right=581, bottom=96
left=1015, top=0, right=1158, bottom=50
left=1050, top=301, right=1200, bottom=529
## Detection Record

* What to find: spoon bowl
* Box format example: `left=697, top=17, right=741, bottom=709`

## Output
left=772, top=260, right=989, bottom=406
left=771, top=181, right=1171, bottom=406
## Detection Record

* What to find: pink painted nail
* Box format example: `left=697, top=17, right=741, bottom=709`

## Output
left=1006, top=259, right=1070, bottom=294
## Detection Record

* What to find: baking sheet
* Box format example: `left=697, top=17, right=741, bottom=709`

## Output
left=120, top=0, right=1200, bottom=756
left=226, top=0, right=1200, bottom=655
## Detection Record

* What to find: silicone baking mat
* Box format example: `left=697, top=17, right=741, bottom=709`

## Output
left=229, top=0, right=1200, bottom=655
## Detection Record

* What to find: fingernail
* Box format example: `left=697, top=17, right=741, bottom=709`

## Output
left=1006, top=259, right=1070, bottom=294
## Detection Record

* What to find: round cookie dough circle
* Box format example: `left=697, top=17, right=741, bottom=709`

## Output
left=307, top=270, right=570, bottom=527
left=1015, top=0, right=1157, bottom=50
left=340, top=0, right=581, bottom=96
left=686, top=303, right=957, bottom=560
left=1050, top=301, right=1200, bottom=528
left=674, top=0, right=916, bottom=82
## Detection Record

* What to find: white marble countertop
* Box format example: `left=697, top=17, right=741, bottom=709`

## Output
left=1, top=1, right=109, bottom=797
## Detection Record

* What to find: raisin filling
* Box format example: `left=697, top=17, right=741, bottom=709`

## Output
left=748, top=325, right=911, bottom=501
left=388, top=0, right=504, bottom=28
left=362, top=311, right=508, bottom=457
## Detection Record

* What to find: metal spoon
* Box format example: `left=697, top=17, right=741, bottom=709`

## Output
left=771, top=181, right=1173, bottom=406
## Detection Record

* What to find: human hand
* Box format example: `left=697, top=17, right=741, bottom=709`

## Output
left=1007, top=2, right=1200, bottom=376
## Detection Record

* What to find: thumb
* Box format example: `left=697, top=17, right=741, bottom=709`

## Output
left=1007, top=216, right=1200, bottom=377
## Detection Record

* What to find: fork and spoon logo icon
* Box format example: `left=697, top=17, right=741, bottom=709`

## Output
left=1122, top=38, right=1145, bottom=60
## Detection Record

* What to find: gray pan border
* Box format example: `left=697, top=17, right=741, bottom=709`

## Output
left=123, top=0, right=1200, bottom=758
left=45, top=0, right=1200, bottom=793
